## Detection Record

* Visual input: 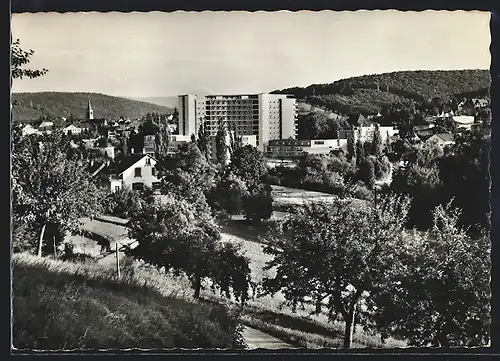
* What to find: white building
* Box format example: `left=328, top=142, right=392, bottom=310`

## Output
left=89, top=154, right=161, bottom=193
left=62, top=124, right=83, bottom=135
left=338, top=124, right=398, bottom=145
left=267, top=138, right=348, bottom=158
left=452, top=115, right=475, bottom=130
left=21, top=124, right=40, bottom=136
left=177, top=93, right=298, bottom=151
left=166, top=134, right=192, bottom=155
left=426, top=133, right=455, bottom=148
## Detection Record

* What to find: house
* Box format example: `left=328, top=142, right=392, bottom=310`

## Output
left=414, top=124, right=435, bottom=132
left=452, top=115, right=475, bottom=130
left=266, top=138, right=348, bottom=159
left=167, top=135, right=191, bottom=155
left=426, top=133, right=455, bottom=148
left=63, top=124, right=83, bottom=135
left=143, top=135, right=156, bottom=155
left=415, top=129, right=435, bottom=142
left=347, top=114, right=374, bottom=127
left=31, top=120, right=54, bottom=134
left=21, top=123, right=40, bottom=136
left=89, top=153, right=161, bottom=193
left=338, top=123, right=398, bottom=145
left=473, top=98, right=489, bottom=108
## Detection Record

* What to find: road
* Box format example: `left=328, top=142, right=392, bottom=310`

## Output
left=242, top=326, right=294, bottom=349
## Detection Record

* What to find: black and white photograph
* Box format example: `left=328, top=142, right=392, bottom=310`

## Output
left=11, top=10, right=492, bottom=351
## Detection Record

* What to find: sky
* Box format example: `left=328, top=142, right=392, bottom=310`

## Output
left=11, top=11, right=491, bottom=98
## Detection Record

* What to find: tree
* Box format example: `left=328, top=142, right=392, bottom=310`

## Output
left=357, top=157, right=375, bottom=188
left=346, top=132, right=355, bottom=160
left=155, top=119, right=171, bottom=160
left=158, top=141, right=217, bottom=205
left=12, top=132, right=104, bottom=256
left=450, top=96, right=459, bottom=114
left=227, top=122, right=242, bottom=158
left=391, top=143, right=445, bottom=230
left=215, top=118, right=228, bottom=165
left=371, top=124, right=382, bottom=157
left=262, top=194, right=411, bottom=348
left=197, top=120, right=211, bottom=161
left=11, top=39, right=48, bottom=80
left=127, top=195, right=251, bottom=301
left=209, top=171, right=249, bottom=218
left=368, top=202, right=490, bottom=347
left=229, top=145, right=268, bottom=191
left=355, top=139, right=364, bottom=167
left=438, top=126, right=490, bottom=235
left=242, top=183, right=273, bottom=223
left=227, top=145, right=273, bottom=222
left=121, top=134, right=129, bottom=157
left=297, top=112, right=329, bottom=140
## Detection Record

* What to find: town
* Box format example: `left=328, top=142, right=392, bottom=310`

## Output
left=11, top=11, right=491, bottom=352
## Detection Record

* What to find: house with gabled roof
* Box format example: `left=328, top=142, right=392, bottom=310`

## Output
left=88, top=153, right=161, bottom=193
left=426, top=133, right=455, bottom=148
left=21, top=123, right=40, bottom=136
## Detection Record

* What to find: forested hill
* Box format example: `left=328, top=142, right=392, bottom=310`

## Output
left=272, top=69, right=491, bottom=116
left=12, top=92, right=175, bottom=122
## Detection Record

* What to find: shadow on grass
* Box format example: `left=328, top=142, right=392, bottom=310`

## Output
left=244, top=307, right=343, bottom=341
left=222, top=219, right=275, bottom=244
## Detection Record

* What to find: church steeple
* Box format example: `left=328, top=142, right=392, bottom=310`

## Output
left=86, top=97, right=94, bottom=120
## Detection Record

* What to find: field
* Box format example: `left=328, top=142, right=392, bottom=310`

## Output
left=56, top=186, right=405, bottom=349
left=12, top=253, right=244, bottom=350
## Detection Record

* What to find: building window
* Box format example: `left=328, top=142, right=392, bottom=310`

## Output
left=114, top=186, right=120, bottom=192
left=132, top=183, right=144, bottom=190
left=152, top=167, right=156, bottom=176
left=134, top=167, right=142, bottom=177
left=145, top=157, right=151, bottom=166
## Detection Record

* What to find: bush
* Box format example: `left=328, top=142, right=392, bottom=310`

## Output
left=350, top=181, right=374, bottom=201
left=12, top=254, right=245, bottom=350
left=103, top=188, right=144, bottom=219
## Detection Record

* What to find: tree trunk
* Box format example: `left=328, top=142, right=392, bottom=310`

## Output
left=37, top=223, right=47, bottom=258
left=193, top=274, right=201, bottom=299
left=315, top=295, right=322, bottom=314
left=343, top=304, right=357, bottom=349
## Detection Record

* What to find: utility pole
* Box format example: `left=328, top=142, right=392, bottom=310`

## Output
left=115, top=242, right=120, bottom=279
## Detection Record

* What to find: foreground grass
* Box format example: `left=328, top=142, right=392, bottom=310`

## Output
left=12, top=253, right=244, bottom=351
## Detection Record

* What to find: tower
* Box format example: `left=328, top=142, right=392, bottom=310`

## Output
left=86, top=98, right=94, bottom=120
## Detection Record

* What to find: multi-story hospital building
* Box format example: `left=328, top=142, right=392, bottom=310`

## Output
left=177, top=93, right=298, bottom=151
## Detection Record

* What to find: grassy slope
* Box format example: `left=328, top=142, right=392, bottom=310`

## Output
left=275, top=69, right=491, bottom=115
left=65, top=213, right=404, bottom=349
left=12, top=92, right=174, bottom=122
left=12, top=253, right=243, bottom=350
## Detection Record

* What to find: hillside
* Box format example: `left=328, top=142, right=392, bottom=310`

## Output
left=274, top=69, right=491, bottom=116
left=11, top=92, right=175, bottom=122
left=12, top=253, right=244, bottom=350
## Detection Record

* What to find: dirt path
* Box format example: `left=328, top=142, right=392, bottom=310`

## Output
left=242, top=326, right=294, bottom=349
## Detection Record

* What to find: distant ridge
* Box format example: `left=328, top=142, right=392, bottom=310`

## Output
left=127, top=96, right=179, bottom=109
left=12, top=92, right=175, bottom=122
left=272, top=69, right=491, bottom=116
